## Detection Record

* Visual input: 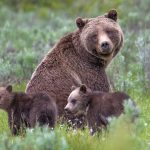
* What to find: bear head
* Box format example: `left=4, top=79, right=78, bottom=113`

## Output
left=0, top=85, right=13, bottom=110
left=76, top=9, right=123, bottom=66
left=64, top=84, right=91, bottom=116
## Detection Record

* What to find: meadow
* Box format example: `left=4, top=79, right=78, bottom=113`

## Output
left=0, top=1, right=150, bottom=149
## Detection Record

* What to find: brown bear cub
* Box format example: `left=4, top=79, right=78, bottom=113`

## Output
left=65, top=84, right=136, bottom=135
left=0, top=85, right=57, bottom=135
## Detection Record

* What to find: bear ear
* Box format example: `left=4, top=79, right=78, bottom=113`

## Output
left=76, top=17, right=86, bottom=29
left=80, top=84, right=87, bottom=93
left=71, top=85, right=77, bottom=91
left=106, top=9, right=117, bottom=21
left=6, top=85, right=12, bottom=93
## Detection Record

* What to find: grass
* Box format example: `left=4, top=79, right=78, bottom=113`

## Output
left=0, top=104, right=149, bottom=150
left=0, top=4, right=150, bottom=150
left=0, top=110, right=9, bottom=134
left=0, top=83, right=149, bottom=150
left=0, top=7, right=74, bottom=84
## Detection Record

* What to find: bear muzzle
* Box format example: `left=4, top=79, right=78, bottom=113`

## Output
left=100, top=41, right=112, bottom=54
left=64, top=104, right=72, bottom=113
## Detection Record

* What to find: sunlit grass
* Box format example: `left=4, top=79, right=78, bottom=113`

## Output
left=0, top=110, right=9, bottom=134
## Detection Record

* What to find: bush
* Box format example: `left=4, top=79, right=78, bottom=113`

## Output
left=0, top=127, right=68, bottom=150
left=107, top=29, right=150, bottom=95
left=0, top=7, right=74, bottom=84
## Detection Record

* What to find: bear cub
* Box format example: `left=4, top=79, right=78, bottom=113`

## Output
left=0, top=85, right=57, bottom=135
left=65, top=84, right=137, bottom=135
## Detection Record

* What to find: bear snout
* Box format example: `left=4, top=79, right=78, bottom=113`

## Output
left=101, top=41, right=109, bottom=50
left=64, top=105, right=71, bottom=113
left=100, top=41, right=112, bottom=54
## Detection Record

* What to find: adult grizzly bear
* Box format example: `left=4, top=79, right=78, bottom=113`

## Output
left=26, top=10, right=124, bottom=119
left=0, top=85, right=57, bottom=135
left=65, top=84, right=138, bottom=135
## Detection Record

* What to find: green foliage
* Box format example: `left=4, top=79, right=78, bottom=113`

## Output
left=0, top=1, right=150, bottom=149
left=0, top=6, right=149, bottom=91
left=0, top=105, right=149, bottom=150
left=0, top=127, right=68, bottom=150
left=107, top=30, right=150, bottom=96
left=0, top=0, right=150, bottom=29
left=0, top=7, right=74, bottom=84
left=0, top=110, right=9, bottom=134
left=0, top=84, right=149, bottom=149
left=13, top=82, right=27, bottom=91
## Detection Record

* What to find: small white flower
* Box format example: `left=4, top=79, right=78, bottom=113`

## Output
left=144, top=122, right=148, bottom=127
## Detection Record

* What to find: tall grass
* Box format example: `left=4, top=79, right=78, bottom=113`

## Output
left=0, top=101, right=148, bottom=150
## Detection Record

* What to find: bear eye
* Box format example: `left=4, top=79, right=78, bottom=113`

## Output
left=106, top=29, right=118, bottom=37
left=91, top=34, right=97, bottom=42
left=71, top=99, right=76, bottom=104
left=106, top=30, right=113, bottom=35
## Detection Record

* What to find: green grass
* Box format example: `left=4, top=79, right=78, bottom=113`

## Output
left=0, top=110, right=9, bottom=134
left=0, top=7, right=74, bottom=84
left=0, top=83, right=149, bottom=149
left=0, top=104, right=149, bottom=150
left=0, top=4, right=150, bottom=150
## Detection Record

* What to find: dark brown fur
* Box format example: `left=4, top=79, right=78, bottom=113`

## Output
left=26, top=10, right=124, bottom=124
left=0, top=86, right=57, bottom=135
left=65, top=85, right=133, bottom=134
left=86, top=91, right=130, bottom=134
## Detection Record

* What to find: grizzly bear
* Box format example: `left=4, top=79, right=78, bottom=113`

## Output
left=26, top=10, right=124, bottom=121
left=65, top=85, right=138, bottom=135
left=0, top=85, right=57, bottom=135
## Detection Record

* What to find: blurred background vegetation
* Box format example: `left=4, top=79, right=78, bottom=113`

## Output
left=0, top=0, right=150, bottom=94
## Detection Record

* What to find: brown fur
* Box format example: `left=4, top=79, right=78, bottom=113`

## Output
left=0, top=85, right=57, bottom=135
left=26, top=10, right=124, bottom=122
left=65, top=85, right=133, bottom=134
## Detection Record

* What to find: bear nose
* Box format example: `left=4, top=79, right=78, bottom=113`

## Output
left=64, top=107, right=70, bottom=113
left=101, top=41, right=110, bottom=50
